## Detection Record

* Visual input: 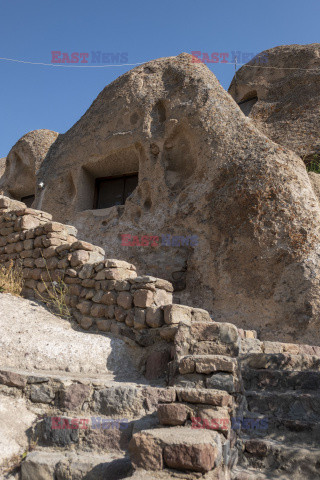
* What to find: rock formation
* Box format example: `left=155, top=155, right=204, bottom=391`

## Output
left=2, top=46, right=320, bottom=480
left=0, top=129, right=58, bottom=205
left=1, top=195, right=320, bottom=479
left=29, top=52, right=320, bottom=344
left=0, top=157, right=6, bottom=179
left=228, top=43, right=320, bottom=160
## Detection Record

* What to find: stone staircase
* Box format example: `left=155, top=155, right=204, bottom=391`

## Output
left=233, top=344, right=320, bottom=480
left=1, top=195, right=320, bottom=479
left=3, top=307, right=320, bottom=479
left=0, top=311, right=240, bottom=479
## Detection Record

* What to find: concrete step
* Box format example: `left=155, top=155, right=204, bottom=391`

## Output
left=21, top=449, right=132, bottom=480
left=242, top=368, right=320, bottom=392
left=241, top=353, right=320, bottom=372
left=246, top=390, right=320, bottom=422
left=240, top=437, right=320, bottom=479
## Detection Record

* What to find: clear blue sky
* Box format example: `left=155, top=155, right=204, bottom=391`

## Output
left=1, top=0, right=319, bottom=158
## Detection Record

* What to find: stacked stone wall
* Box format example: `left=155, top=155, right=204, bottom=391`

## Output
left=0, top=196, right=214, bottom=347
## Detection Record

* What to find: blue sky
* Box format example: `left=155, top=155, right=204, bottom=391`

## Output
left=0, top=0, right=319, bottom=157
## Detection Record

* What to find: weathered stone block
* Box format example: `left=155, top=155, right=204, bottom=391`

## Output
left=21, top=215, right=41, bottom=230
left=134, top=308, right=146, bottom=329
left=163, top=443, right=217, bottom=472
left=117, top=291, right=133, bottom=309
left=146, top=306, right=164, bottom=328
left=158, top=403, right=188, bottom=426
left=129, top=432, right=163, bottom=470
left=154, top=289, right=173, bottom=306
left=80, top=316, right=94, bottom=330
left=70, top=250, right=90, bottom=267
left=101, top=291, right=117, bottom=305
left=96, top=319, right=112, bottom=332
left=91, top=304, right=107, bottom=318
left=177, top=388, right=231, bottom=406
left=0, top=370, right=27, bottom=388
left=76, top=301, right=92, bottom=315
left=195, top=355, right=237, bottom=374
left=115, top=306, right=126, bottom=322
left=30, top=384, right=55, bottom=403
left=133, top=289, right=154, bottom=308
left=60, top=384, right=91, bottom=410
left=206, top=373, right=237, bottom=393
left=179, top=357, right=196, bottom=374
left=164, top=304, right=192, bottom=325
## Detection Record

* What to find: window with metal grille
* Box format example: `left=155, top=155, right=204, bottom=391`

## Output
left=93, top=174, right=138, bottom=209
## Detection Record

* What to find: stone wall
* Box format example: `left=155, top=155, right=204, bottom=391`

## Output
left=0, top=195, right=214, bottom=350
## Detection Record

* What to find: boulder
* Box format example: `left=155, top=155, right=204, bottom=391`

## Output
left=228, top=44, right=320, bottom=160
left=0, top=129, right=58, bottom=203
left=33, top=52, right=320, bottom=344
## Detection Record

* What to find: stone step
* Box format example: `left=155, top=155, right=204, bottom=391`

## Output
left=233, top=413, right=320, bottom=447
left=129, top=425, right=225, bottom=473
left=231, top=465, right=290, bottom=480
left=241, top=353, right=320, bottom=372
left=246, top=390, right=320, bottom=422
left=21, top=449, right=132, bottom=479
left=178, top=355, right=238, bottom=375
left=129, top=465, right=231, bottom=479
left=175, top=320, right=240, bottom=358
left=31, top=414, right=135, bottom=453
left=242, top=368, right=320, bottom=392
left=0, top=366, right=179, bottom=416
left=240, top=438, right=320, bottom=479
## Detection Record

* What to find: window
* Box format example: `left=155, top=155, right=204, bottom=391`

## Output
left=94, top=174, right=138, bottom=209
left=21, top=195, right=35, bottom=207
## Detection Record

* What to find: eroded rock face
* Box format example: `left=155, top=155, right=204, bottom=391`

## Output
left=228, top=44, right=320, bottom=160
left=35, top=53, right=320, bottom=344
left=0, top=129, right=58, bottom=204
left=0, top=158, right=6, bottom=179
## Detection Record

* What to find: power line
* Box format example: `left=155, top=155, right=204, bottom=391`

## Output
left=0, top=55, right=319, bottom=72
left=0, top=57, right=143, bottom=68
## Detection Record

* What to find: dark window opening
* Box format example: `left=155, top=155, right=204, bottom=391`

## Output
left=21, top=195, right=35, bottom=207
left=94, top=174, right=138, bottom=209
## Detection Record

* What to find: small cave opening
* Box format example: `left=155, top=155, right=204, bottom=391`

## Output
left=238, top=91, right=258, bottom=116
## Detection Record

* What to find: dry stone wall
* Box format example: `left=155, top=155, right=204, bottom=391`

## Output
left=0, top=195, right=213, bottom=348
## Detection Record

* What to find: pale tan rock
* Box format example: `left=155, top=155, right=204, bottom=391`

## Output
left=0, top=130, right=58, bottom=202
left=13, top=51, right=320, bottom=344
left=0, top=157, right=6, bottom=179
left=308, top=172, right=320, bottom=204
left=134, top=289, right=154, bottom=308
left=164, top=304, right=192, bottom=325
left=177, top=388, right=231, bottom=406
left=228, top=44, right=320, bottom=159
